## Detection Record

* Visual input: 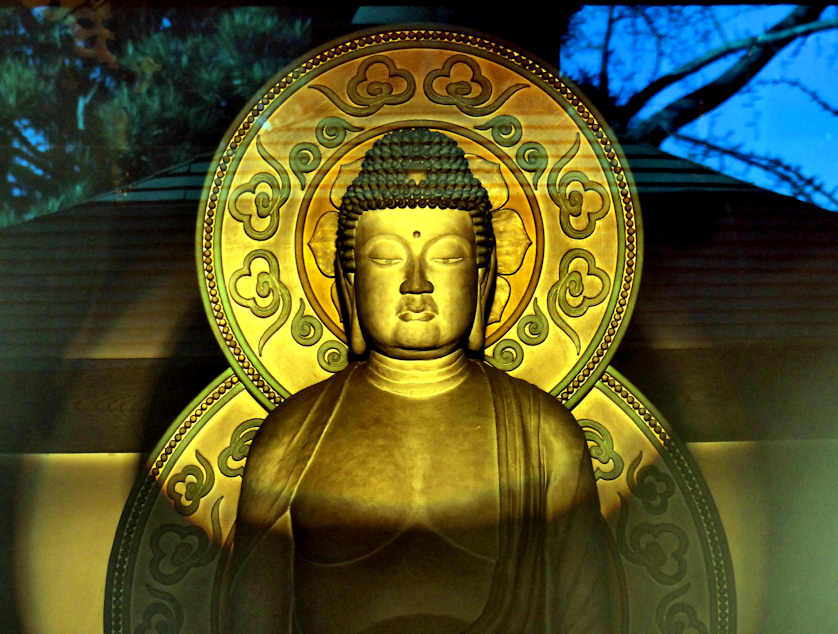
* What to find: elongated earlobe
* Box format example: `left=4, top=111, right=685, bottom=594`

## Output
left=467, top=307, right=484, bottom=352
left=336, top=259, right=367, bottom=356
left=348, top=294, right=366, bottom=356
left=468, top=252, right=496, bottom=353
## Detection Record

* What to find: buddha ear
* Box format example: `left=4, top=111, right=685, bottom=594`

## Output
left=336, top=257, right=367, bottom=357
left=468, top=251, right=497, bottom=353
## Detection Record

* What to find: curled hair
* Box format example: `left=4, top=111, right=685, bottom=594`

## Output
left=337, top=128, right=494, bottom=272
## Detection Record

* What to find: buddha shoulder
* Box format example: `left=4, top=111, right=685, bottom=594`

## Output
left=248, top=377, right=336, bottom=461
left=238, top=372, right=347, bottom=514
left=490, top=365, right=588, bottom=480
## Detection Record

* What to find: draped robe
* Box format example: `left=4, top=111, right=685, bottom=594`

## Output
left=218, top=362, right=619, bottom=633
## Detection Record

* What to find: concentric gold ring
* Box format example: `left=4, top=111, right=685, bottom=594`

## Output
left=197, top=25, right=642, bottom=410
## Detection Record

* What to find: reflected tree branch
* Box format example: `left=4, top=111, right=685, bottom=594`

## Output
left=758, top=78, right=838, bottom=116
left=599, top=5, right=616, bottom=97
left=673, top=132, right=838, bottom=209
left=707, top=7, right=730, bottom=48
left=624, top=6, right=836, bottom=134
left=628, top=6, right=665, bottom=78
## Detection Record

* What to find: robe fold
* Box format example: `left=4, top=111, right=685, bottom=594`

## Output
left=218, top=363, right=618, bottom=633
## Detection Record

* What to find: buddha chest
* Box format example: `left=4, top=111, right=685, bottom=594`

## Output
left=289, top=364, right=500, bottom=632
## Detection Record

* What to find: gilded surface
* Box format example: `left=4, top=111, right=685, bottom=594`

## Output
left=105, top=369, right=734, bottom=634
left=106, top=25, right=733, bottom=634
left=197, top=27, right=640, bottom=410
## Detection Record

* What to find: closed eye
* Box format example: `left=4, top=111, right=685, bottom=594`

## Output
left=431, top=257, right=464, bottom=264
left=369, top=257, right=404, bottom=265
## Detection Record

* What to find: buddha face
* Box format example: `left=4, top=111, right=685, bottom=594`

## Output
left=352, top=208, right=479, bottom=360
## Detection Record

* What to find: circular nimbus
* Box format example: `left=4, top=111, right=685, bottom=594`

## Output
left=197, top=25, right=642, bottom=411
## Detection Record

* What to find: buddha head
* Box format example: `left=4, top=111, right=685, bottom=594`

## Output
left=336, top=128, right=496, bottom=360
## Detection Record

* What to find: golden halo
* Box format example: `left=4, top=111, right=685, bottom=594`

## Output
left=197, top=25, right=642, bottom=410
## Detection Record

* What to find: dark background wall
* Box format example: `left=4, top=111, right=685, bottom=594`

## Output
left=2, top=5, right=837, bottom=633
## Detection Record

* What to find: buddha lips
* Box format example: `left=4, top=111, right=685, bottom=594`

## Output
left=398, top=296, right=438, bottom=322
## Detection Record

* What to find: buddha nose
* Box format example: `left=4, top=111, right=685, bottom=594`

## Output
left=399, top=260, right=434, bottom=294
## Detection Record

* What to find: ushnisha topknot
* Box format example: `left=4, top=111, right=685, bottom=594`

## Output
left=337, top=128, right=495, bottom=272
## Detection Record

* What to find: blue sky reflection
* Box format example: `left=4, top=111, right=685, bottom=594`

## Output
left=561, top=5, right=838, bottom=211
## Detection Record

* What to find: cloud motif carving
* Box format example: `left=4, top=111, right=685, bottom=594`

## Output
left=149, top=498, right=221, bottom=585
left=134, top=586, right=183, bottom=634
left=228, top=136, right=289, bottom=241
left=547, top=248, right=610, bottom=353
left=548, top=132, right=610, bottom=239
left=552, top=248, right=610, bottom=318
left=580, top=418, right=624, bottom=481
left=628, top=452, right=676, bottom=515
left=165, top=450, right=214, bottom=516
left=229, top=249, right=292, bottom=354
left=618, top=492, right=689, bottom=586
left=229, top=249, right=290, bottom=318
left=309, top=55, right=415, bottom=117
left=656, top=584, right=709, bottom=634
left=424, top=54, right=527, bottom=116
left=218, top=418, right=263, bottom=478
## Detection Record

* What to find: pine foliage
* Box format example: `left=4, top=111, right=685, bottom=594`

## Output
left=0, top=6, right=311, bottom=227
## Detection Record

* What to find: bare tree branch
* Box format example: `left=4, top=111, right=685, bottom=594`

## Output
left=623, top=6, right=836, bottom=126
left=628, top=6, right=664, bottom=78
left=708, top=7, right=730, bottom=48
left=673, top=132, right=838, bottom=209
left=758, top=78, right=838, bottom=116
left=599, top=5, right=616, bottom=96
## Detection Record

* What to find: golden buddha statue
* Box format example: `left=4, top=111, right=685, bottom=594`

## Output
left=220, top=128, right=617, bottom=633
